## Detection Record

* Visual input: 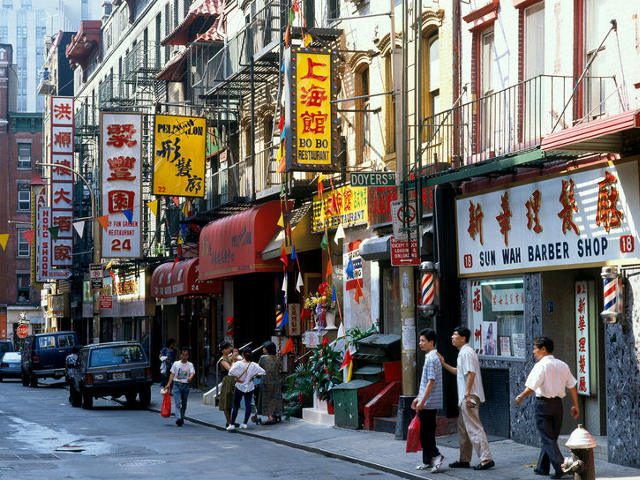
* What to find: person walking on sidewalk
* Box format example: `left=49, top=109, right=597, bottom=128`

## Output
left=412, top=329, right=445, bottom=473
left=515, top=337, right=580, bottom=479
left=439, top=326, right=495, bottom=471
left=166, top=348, right=195, bottom=427
left=217, top=341, right=235, bottom=427
left=227, top=347, right=265, bottom=431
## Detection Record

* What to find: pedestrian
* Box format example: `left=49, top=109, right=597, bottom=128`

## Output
left=65, top=346, right=79, bottom=402
left=439, top=326, right=495, bottom=470
left=217, top=341, right=235, bottom=427
left=258, top=340, right=283, bottom=425
left=159, top=338, right=177, bottom=387
left=412, top=329, right=445, bottom=473
left=166, top=348, right=195, bottom=427
left=515, top=336, right=580, bottom=479
left=226, top=347, right=265, bottom=431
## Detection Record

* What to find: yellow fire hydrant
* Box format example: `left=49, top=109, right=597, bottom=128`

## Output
left=562, top=424, right=597, bottom=480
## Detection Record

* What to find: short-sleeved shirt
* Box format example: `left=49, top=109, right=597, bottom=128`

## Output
left=418, top=350, right=443, bottom=410
left=228, top=361, right=266, bottom=393
left=171, top=360, right=195, bottom=384
left=456, top=344, right=485, bottom=405
left=525, top=355, right=577, bottom=398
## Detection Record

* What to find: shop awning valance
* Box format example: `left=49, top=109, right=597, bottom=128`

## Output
left=199, top=200, right=283, bottom=280
left=161, top=0, right=224, bottom=46
left=262, top=204, right=319, bottom=260
left=156, top=48, right=190, bottom=81
left=151, top=258, right=221, bottom=298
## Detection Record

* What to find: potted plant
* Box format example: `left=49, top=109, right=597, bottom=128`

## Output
left=283, top=361, right=314, bottom=419
left=309, top=340, right=342, bottom=409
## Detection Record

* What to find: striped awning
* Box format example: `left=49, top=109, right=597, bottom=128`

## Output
left=161, top=0, right=224, bottom=46
left=194, top=14, right=226, bottom=43
left=156, top=48, right=190, bottom=82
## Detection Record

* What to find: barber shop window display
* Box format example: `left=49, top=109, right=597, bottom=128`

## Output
left=468, top=277, right=525, bottom=359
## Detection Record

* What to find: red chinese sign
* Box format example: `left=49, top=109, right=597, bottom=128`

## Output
left=558, top=178, right=579, bottom=235
left=287, top=48, right=337, bottom=172
left=595, top=171, right=624, bottom=233
left=574, top=281, right=590, bottom=395
left=525, top=189, right=543, bottom=233
left=101, top=112, right=142, bottom=258
left=367, top=186, right=434, bottom=227
left=495, top=192, right=512, bottom=246
left=49, top=97, right=74, bottom=268
left=467, top=201, right=484, bottom=245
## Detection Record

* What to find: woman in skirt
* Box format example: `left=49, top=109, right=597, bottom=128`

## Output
left=217, top=341, right=236, bottom=427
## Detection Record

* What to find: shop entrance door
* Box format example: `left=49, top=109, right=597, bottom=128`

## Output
left=479, top=368, right=510, bottom=438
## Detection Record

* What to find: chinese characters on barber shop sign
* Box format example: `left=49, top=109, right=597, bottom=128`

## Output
left=285, top=47, right=339, bottom=172
left=456, top=162, right=640, bottom=276
left=100, top=112, right=142, bottom=258
left=153, top=114, right=206, bottom=197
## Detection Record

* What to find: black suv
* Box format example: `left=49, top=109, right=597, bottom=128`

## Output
left=21, top=331, right=79, bottom=386
left=69, top=341, right=152, bottom=409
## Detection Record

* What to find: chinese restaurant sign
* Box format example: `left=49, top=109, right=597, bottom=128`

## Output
left=367, top=186, right=434, bottom=228
left=35, top=185, right=70, bottom=282
left=50, top=96, right=74, bottom=268
left=153, top=114, right=206, bottom=197
left=574, top=281, right=591, bottom=396
left=312, top=185, right=367, bottom=233
left=286, top=48, right=338, bottom=172
left=100, top=112, right=142, bottom=258
left=456, top=162, right=640, bottom=276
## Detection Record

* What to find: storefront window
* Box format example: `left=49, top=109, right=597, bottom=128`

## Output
left=468, top=277, right=525, bottom=358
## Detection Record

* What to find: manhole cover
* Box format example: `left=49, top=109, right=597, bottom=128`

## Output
left=118, top=459, right=166, bottom=467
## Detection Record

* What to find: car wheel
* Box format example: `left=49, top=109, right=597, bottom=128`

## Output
left=82, top=390, right=93, bottom=409
left=125, top=392, right=137, bottom=406
left=139, top=386, right=151, bottom=408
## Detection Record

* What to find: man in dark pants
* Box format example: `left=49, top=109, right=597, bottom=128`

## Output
left=515, top=337, right=580, bottom=479
left=411, top=329, right=445, bottom=473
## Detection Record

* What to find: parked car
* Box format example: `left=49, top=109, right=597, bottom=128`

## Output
left=0, top=339, right=14, bottom=358
left=21, top=331, right=79, bottom=387
left=0, top=352, right=22, bottom=381
left=69, top=341, right=153, bottom=409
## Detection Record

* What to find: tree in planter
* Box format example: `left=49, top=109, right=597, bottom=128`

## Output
left=309, top=340, right=342, bottom=403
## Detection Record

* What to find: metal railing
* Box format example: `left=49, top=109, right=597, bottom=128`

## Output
left=98, top=73, right=125, bottom=106
left=419, top=74, right=620, bottom=170
left=123, top=41, right=161, bottom=82
left=208, top=154, right=252, bottom=209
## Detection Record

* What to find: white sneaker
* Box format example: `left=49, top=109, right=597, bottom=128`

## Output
left=226, top=424, right=236, bottom=431
left=239, top=423, right=248, bottom=429
left=431, top=455, right=445, bottom=473
left=416, top=463, right=432, bottom=470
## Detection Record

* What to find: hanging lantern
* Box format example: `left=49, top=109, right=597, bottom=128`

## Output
left=418, top=261, right=438, bottom=316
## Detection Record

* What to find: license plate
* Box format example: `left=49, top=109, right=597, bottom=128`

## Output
left=112, top=372, right=126, bottom=380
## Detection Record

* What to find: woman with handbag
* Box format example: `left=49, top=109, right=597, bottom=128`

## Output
left=226, top=347, right=265, bottom=431
left=217, top=341, right=235, bottom=427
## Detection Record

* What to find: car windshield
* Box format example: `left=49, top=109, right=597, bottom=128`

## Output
left=89, top=345, right=146, bottom=367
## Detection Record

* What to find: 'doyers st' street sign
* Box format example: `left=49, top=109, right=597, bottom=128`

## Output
left=350, top=172, right=396, bottom=187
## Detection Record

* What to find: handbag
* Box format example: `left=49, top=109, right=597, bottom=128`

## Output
left=406, top=413, right=422, bottom=453
left=161, top=392, right=172, bottom=418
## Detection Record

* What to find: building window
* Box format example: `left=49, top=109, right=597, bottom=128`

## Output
left=354, top=64, right=370, bottom=164
left=17, top=142, right=31, bottom=169
left=421, top=32, right=440, bottom=142
left=2, top=0, right=12, bottom=8
left=524, top=3, right=544, bottom=80
left=17, top=273, right=30, bottom=302
left=467, top=277, right=526, bottom=358
left=384, top=52, right=395, bottom=155
left=17, top=183, right=30, bottom=211
left=328, top=0, right=339, bottom=20
left=584, top=0, right=609, bottom=119
left=479, top=28, right=495, bottom=152
left=17, top=230, right=29, bottom=257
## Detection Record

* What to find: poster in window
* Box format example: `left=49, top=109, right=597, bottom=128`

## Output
left=483, top=321, right=497, bottom=356
left=499, top=336, right=512, bottom=357
left=511, top=333, right=526, bottom=358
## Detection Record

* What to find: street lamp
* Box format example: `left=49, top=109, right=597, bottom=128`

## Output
left=36, top=161, right=102, bottom=343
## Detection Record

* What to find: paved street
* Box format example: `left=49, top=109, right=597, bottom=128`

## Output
left=0, top=380, right=402, bottom=480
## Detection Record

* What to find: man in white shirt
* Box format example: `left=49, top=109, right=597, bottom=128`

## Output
left=515, top=337, right=580, bottom=479
left=166, top=348, right=195, bottom=427
left=440, top=326, right=494, bottom=471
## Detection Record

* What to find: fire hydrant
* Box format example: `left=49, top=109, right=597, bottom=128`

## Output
left=562, top=424, right=597, bottom=480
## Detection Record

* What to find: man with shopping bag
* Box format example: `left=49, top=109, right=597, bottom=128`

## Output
left=411, top=328, right=445, bottom=473
left=166, top=348, right=195, bottom=427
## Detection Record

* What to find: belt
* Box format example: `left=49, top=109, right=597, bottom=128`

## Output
left=536, top=396, right=561, bottom=401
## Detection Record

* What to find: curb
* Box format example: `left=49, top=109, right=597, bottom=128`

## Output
left=145, top=403, right=433, bottom=480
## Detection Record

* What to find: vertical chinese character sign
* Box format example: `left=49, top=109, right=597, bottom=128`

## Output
left=101, top=112, right=142, bottom=258
left=574, top=281, right=591, bottom=396
left=50, top=96, right=74, bottom=268
left=35, top=185, right=50, bottom=282
left=286, top=48, right=338, bottom=172
left=152, top=114, right=206, bottom=197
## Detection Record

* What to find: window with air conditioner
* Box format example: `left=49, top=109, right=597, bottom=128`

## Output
left=17, top=184, right=30, bottom=211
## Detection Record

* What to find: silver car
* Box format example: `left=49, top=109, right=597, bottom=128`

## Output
left=0, top=352, right=22, bottom=381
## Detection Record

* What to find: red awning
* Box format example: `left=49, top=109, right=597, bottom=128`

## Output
left=156, top=48, right=190, bottom=81
left=199, top=201, right=283, bottom=281
left=161, top=0, right=224, bottom=46
left=194, top=14, right=226, bottom=43
left=541, top=110, right=640, bottom=153
left=151, top=259, right=221, bottom=298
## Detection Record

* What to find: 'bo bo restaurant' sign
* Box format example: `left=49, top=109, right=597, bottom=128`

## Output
left=456, top=162, right=640, bottom=276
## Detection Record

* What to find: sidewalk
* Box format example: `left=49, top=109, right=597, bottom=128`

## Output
left=151, top=387, right=640, bottom=480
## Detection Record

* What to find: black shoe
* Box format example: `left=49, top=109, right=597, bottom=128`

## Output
left=449, top=461, right=471, bottom=468
left=533, top=469, right=549, bottom=476
left=176, top=418, right=183, bottom=426
left=473, top=460, right=495, bottom=470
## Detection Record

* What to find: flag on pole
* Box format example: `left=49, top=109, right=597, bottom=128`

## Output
left=280, top=242, right=288, bottom=267
left=147, top=199, right=158, bottom=216
left=332, top=285, right=337, bottom=302
left=280, top=337, right=294, bottom=355
left=296, top=272, right=304, bottom=292
left=326, top=258, right=333, bottom=279
left=345, top=258, right=355, bottom=279
left=320, top=232, right=328, bottom=250
left=22, top=230, right=34, bottom=245
left=105, top=260, right=114, bottom=270
left=123, top=209, right=134, bottom=224
left=73, top=221, right=85, bottom=238
left=277, top=212, right=285, bottom=228
left=0, top=233, right=9, bottom=251
left=282, top=273, right=288, bottom=292
left=182, top=200, right=191, bottom=217
left=97, top=215, right=109, bottom=231
left=354, top=281, right=364, bottom=304
left=290, top=245, right=297, bottom=262
left=340, top=348, right=353, bottom=371
left=334, top=223, right=345, bottom=244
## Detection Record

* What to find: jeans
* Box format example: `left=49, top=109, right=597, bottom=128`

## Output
left=230, top=387, right=253, bottom=425
left=173, top=382, right=190, bottom=420
left=535, top=397, right=564, bottom=474
left=419, top=409, right=440, bottom=464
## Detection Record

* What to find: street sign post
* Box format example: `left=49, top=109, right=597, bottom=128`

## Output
left=391, top=237, right=420, bottom=266
left=90, top=263, right=103, bottom=291
left=391, top=199, right=418, bottom=240
left=350, top=171, right=396, bottom=187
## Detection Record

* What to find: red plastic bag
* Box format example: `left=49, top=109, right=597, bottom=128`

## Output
left=161, top=392, right=172, bottom=418
left=406, top=414, right=422, bottom=453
